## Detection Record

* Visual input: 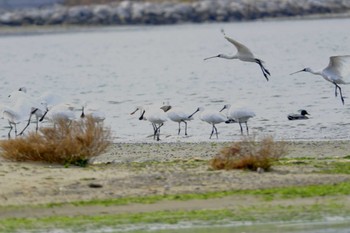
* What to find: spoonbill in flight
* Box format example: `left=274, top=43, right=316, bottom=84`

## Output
left=290, top=55, right=350, bottom=105
left=204, top=29, right=271, bottom=81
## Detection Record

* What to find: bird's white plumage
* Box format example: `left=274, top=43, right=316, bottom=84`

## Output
left=200, top=108, right=227, bottom=124
left=291, top=55, right=350, bottom=104
left=230, top=108, right=255, bottom=123
left=323, top=55, right=350, bottom=84
left=190, top=107, right=227, bottom=139
left=222, top=34, right=254, bottom=60
left=43, top=103, right=76, bottom=123
left=221, top=104, right=255, bottom=135
left=204, top=29, right=270, bottom=81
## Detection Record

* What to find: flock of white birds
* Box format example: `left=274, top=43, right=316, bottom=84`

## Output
left=1, top=87, right=106, bottom=139
left=2, top=30, right=350, bottom=141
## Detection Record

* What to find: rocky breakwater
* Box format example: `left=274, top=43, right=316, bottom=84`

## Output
left=0, top=0, right=350, bottom=26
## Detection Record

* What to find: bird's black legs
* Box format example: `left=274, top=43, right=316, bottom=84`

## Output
left=255, top=59, right=270, bottom=81
left=334, top=83, right=345, bottom=105
left=8, top=123, right=13, bottom=139
left=152, top=123, right=163, bottom=141
left=210, top=124, right=219, bottom=139
left=19, top=113, right=34, bottom=136
left=184, top=121, right=188, bottom=136
left=245, top=122, right=249, bottom=135
left=239, top=122, right=243, bottom=135
left=177, top=122, right=181, bottom=135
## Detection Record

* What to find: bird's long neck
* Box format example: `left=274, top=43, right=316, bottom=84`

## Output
left=307, top=69, right=322, bottom=76
left=220, top=54, right=238, bottom=60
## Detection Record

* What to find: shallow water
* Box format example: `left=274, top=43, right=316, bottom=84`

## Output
left=0, top=18, right=350, bottom=142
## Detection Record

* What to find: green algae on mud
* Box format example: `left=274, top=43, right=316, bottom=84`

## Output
left=1, top=200, right=350, bottom=233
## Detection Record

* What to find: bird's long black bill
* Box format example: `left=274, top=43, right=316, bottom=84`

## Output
left=289, top=70, right=304, bottom=75
left=188, top=109, right=199, bottom=118
left=204, top=55, right=219, bottom=61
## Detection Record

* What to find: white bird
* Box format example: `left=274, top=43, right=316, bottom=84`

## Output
left=188, top=107, right=227, bottom=139
left=18, top=91, right=64, bottom=136
left=220, top=104, right=256, bottom=135
left=160, top=105, right=194, bottom=136
left=80, top=104, right=106, bottom=123
left=39, top=103, right=75, bottom=124
left=287, top=109, right=310, bottom=120
left=139, top=107, right=168, bottom=141
left=2, top=97, right=32, bottom=138
left=204, top=29, right=270, bottom=81
left=290, top=55, right=350, bottom=105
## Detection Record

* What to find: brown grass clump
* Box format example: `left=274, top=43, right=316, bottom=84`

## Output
left=0, top=116, right=112, bottom=166
left=210, top=136, right=287, bottom=171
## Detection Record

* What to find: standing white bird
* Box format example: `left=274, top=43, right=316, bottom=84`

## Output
left=220, top=104, right=256, bottom=135
left=39, top=103, right=76, bottom=124
left=204, top=29, right=271, bottom=81
left=290, top=55, right=350, bottom=105
left=2, top=97, right=32, bottom=138
left=188, top=107, right=227, bottom=139
left=4, top=89, right=42, bottom=137
left=130, top=105, right=160, bottom=138
left=80, top=104, right=106, bottom=123
left=160, top=105, right=194, bottom=136
left=139, top=107, right=168, bottom=141
left=18, top=91, right=63, bottom=136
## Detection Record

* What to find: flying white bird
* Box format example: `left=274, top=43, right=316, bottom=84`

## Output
left=290, top=55, right=350, bottom=105
left=220, top=104, right=255, bottom=135
left=204, top=29, right=271, bottom=81
left=160, top=105, right=194, bottom=136
left=188, top=107, right=227, bottom=139
left=287, top=109, right=310, bottom=120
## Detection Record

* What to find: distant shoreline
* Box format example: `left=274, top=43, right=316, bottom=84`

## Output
left=0, top=0, right=349, bottom=26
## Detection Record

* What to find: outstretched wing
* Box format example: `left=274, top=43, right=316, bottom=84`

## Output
left=221, top=29, right=254, bottom=58
left=323, top=55, right=350, bottom=84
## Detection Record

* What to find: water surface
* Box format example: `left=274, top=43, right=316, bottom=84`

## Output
left=0, top=18, right=350, bottom=142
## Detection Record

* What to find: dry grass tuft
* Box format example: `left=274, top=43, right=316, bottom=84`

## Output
left=0, top=116, right=112, bottom=166
left=210, top=136, right=287, bottom=171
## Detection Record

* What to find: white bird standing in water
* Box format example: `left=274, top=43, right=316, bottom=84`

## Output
left=39, top=103, right=75, bottom=124
left=160, top=105, right=194, bottom=136
left=139, top=108, right=168, bottom=141
left=80, top=104, right=106, bottom=123
left=18, top=91, right=63, bottom=136
left=290, top=55, right=350, bottom=105
left=204, top=29, right=271, bottom=81
left=220, top=104, right=255, bottom=135
left=188, top=107, right=227, bottom=139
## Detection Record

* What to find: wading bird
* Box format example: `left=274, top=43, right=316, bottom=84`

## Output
left=220, top=104, right=255, bottom=135
left=188, top=107, right=227, bottom=139
left=80, top=104, right=106, bottom=123
left=287, top=109, right=310, bottom=120
left=160, top=105, right=194, bottom=136
left=290, top=55, right=350, bottom=105
left=204, top=29, right=271, bottom=81
left=138, top=107, right=168, bottom=141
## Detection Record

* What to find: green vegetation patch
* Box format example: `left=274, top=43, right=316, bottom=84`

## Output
left=40, top=181, right=350, bottom=207
left=1, top=202, right=349, bottom=232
